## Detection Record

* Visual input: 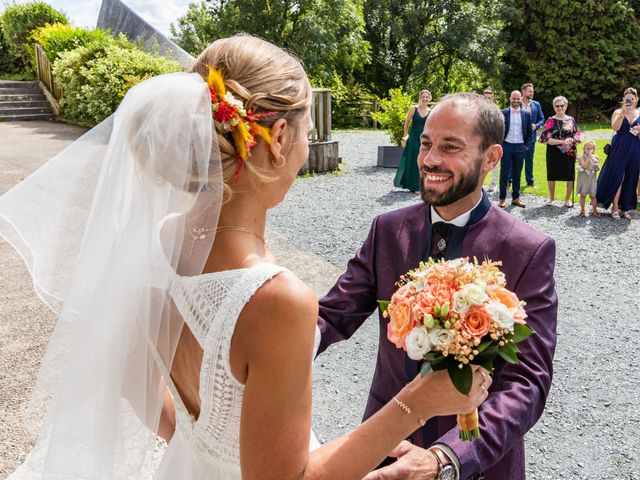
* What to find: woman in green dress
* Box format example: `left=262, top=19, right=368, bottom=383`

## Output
left=394, top=89, right=431, bottom=192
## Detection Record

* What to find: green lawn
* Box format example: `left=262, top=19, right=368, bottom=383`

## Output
left=486, top=137, right=612, bottom=201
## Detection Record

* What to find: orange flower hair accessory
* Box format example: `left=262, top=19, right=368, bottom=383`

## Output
left=206, top=66, right=276, bottom=182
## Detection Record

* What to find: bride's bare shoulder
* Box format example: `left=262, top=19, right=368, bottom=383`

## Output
left=239, top=269, right=318, bottom=347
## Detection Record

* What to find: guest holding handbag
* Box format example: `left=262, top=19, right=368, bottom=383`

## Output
left=539, top=96, right=580, bottom=207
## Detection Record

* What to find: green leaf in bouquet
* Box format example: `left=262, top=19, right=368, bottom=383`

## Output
left=447, top=362, right=472, bottom=395
left=475, top=340, right=493, bottom=354
left=425, top=351, right=447, bottom=370
left=420, top=362, right=433, bottom=377
left=473, top=344, right=499, bottom=365
left=511, top=323, right=534, bottom=343
left=480, top=360, right=495, bottom=373
left=498, top=342, right=519, bottom=364
left=377, top=300, right=390, bottom=314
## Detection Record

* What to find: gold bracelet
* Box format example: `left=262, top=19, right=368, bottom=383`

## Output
left=392, top=395, right=412, bottom=414
left=392, top=396, right=427, bottom=426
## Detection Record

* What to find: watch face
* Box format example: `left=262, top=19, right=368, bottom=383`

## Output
left=439, top=464, right=457, bottom=480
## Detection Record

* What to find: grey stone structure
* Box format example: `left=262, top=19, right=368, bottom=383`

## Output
left=97, top=0, right=194, bottom=69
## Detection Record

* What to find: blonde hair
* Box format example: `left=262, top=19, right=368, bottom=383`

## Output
left=190, top=35, right=312, bottom=202
left=582, top=140, right=596, bottom=153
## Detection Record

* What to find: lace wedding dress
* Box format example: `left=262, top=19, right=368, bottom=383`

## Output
left=155, top=262, right=320, bottom=479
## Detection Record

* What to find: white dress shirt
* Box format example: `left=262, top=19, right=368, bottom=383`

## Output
left=505, top=107, right=524, bottom=144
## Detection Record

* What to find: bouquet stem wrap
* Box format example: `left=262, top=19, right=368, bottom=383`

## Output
left=457, top=409, right=480, bottom=441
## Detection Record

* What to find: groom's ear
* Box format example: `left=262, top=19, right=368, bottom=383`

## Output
left=268, top=118, right=289, bottom=161
left=483, top=144, right=502, bottom=173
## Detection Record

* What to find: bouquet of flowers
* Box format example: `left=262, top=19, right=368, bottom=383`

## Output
left=379, top=257, right=534, bottom=441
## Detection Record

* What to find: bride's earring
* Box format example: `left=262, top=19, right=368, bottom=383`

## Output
left=271, top=154, right=287, bottom=168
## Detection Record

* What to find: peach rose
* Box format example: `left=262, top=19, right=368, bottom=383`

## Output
left=387, top=300, right=416, bottom=349
left=488, top=286, right=527, bottom=324
left=461, top=305, right=492, bottom=339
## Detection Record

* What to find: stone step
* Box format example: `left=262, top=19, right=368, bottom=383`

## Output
left=0, top=80, right=39, bottom=88
left=0, top=106, right=53, bottom=116
left=0, top=100, right=50, bottom=109
left=0, top=87, right=44, bottom=96
left=0, top=113, right=55, bottom=121
left=0, top=94, right=47, bottom=102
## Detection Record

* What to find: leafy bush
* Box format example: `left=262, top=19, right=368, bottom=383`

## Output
left=371, top=88, right=414, bottom=147
left=54, top=36, right=183, bottom=126
left=0, top=16, right=23, bottom=75
left=1, top=2, right=67, bottom=71
left=31, top=23, right=111, bottom=62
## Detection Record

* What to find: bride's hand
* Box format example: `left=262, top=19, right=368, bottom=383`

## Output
left=404, top=366, right=491, bottom=420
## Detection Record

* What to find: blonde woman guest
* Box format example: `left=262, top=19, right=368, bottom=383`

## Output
left=596, top=87, right=640, bottom=219
left=394, top=89, right=431, bottom=192
left=576, top=140, right=600, bottom=217
left=539, top=96, right=581, bottom=207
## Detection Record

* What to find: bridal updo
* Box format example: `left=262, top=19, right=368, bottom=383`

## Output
left=190, top=34, right=312, bottom=203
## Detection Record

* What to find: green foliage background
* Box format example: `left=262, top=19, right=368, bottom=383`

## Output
left=30, top=22, right=112, bottom=62
left=53, top=35, right=182, bottom=126
left=1, top=1, right=67, bottom=72
left=169, top=0, right=640, bottom=126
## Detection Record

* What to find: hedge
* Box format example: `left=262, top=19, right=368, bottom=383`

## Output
left=1, top=2, right=67, bottom=72
left=53, top=35, right=183, bottom=126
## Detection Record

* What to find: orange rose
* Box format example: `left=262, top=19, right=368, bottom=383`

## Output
left=461, top=305, right=492, bottom=339
left=387, top=300, right=415, bottom=349
left=488, top=286, right=527, bottom=324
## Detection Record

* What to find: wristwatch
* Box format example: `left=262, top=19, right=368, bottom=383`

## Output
left=429, top=447, right=457, bottom=480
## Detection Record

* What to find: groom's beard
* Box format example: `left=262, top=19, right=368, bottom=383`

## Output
left=420, top=157, right=482, bottom=206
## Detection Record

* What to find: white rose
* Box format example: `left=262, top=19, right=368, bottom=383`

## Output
left=428, top=328, right=455, bottom=348
left=452, top=290, right=470, bottom=314
left=405, top=327, right=432, bottom=360
left=485, top=301, right=515, bottom=331
left=461, top=282, right=489, bottom=307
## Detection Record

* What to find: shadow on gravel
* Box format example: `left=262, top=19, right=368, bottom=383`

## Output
left=563, top=214, right=632, bottom=238
left=7, top=121, right=88, bottom=141
left=351, top=165, right=391, bottom=176
left=376, top=190, right=419, bottom=206
left=519, top=205, right=567, bottom=220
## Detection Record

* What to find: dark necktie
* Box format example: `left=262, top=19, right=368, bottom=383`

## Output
left=430, top=221, right=455, bottom=260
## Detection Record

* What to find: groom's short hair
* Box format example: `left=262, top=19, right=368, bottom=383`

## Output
left=433, top=93, right=505, bottom=153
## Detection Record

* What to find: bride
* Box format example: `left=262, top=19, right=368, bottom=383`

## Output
left=0, top=35, right=489, bottom=479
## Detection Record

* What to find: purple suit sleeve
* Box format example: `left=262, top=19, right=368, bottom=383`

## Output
left=438, top=237, right=558, bottom=479
left=317, top=217, right=379, bottom=355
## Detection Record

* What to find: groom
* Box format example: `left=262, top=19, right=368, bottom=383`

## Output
left=317, top=93, right=557, bottom=480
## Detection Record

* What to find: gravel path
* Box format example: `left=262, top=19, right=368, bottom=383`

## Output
left=269, top=130, right=640, bottom=480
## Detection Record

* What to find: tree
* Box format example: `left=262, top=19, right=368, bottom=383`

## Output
left=359, top=0, right=505, bottom=97
left=171, top=0, right=370, bottom=80
left=501, top=0, right=640, bottom=121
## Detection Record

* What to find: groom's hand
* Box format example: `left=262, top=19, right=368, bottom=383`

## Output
left=362, top=441, right=438, bottom=480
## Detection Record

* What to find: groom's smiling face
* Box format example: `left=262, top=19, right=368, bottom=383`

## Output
left=417, top=102, right=484, bottom=208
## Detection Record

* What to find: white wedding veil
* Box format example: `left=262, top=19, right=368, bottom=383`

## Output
left=0, top=72, right=222, bottom=478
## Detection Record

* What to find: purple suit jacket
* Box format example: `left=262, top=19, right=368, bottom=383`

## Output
left=318, top=198, right=557, bottom=480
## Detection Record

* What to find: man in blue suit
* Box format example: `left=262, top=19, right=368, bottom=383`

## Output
left=499, top=90, right=531, bottom=208
left=520, top=83, right=545, bottom=187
